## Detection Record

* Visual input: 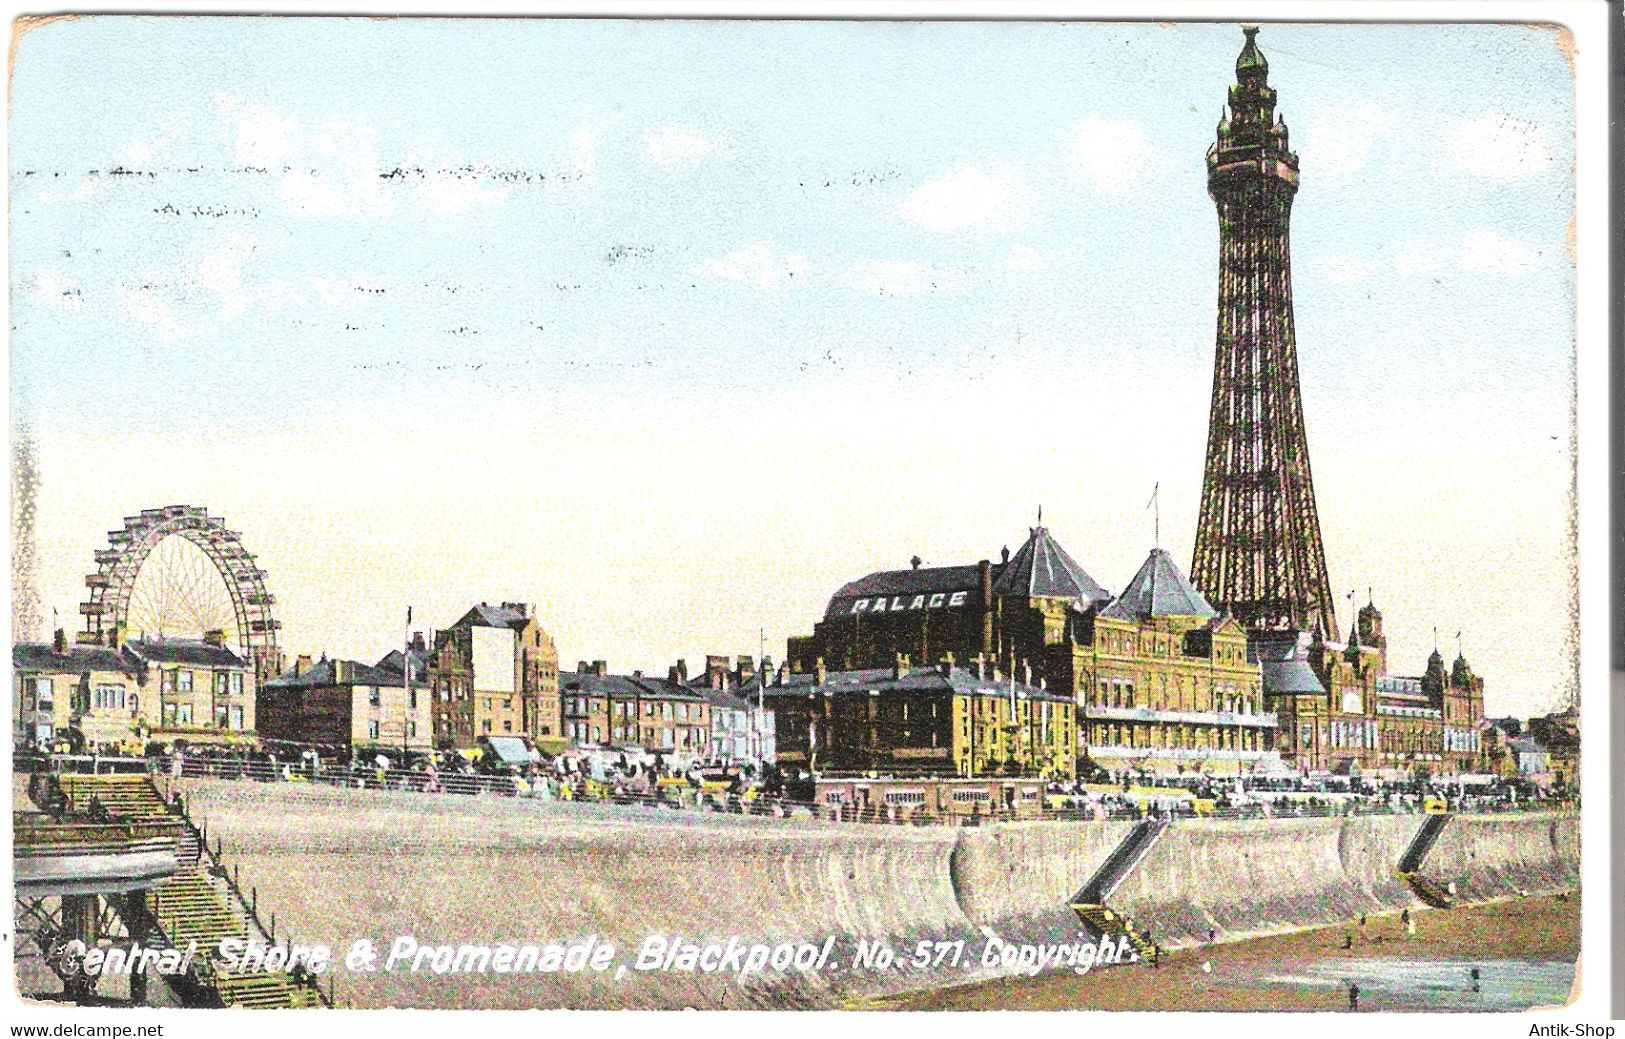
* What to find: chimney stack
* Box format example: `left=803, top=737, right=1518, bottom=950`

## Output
left=204, top=628, right=225, bottom=647
left=295, top=654, right=312, bottom=677
left=411, top=631, right=426, bottom=652
left=577, top=660, right=590, bottom=674
left=910, top=555, right=922, bottom=570
left=591, top=660, right=607, bottom=677
left=52, top=628, right=67, bottom=655
left=673, top=658, right=689, bottom=683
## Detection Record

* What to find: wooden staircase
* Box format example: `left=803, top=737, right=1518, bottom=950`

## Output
left=56, top=774, right=174, bottom=822
left=1068, top=817, right=1169, bottom=965
left=41, top=771, right=327, bottom=1008
left=1398, top=870, right=1454, bottom=909
left=1071, top=902, right=1157, bottom=962
left=1397, top=813, right=1455, bottom=909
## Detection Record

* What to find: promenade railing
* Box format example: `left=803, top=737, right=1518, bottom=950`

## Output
left=33, top=752, right=1568, bottom=829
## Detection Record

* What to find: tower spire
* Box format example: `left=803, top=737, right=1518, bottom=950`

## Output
left=1191, top=25, right=1335, bottom=641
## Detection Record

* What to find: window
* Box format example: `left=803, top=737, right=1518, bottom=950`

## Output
left=590, top=725, right=600, bottom=742
left=504, top=720, right=513, bottom=733
left=408, top=687, right=418, bottom=710
left=230, top=705, right=244, bottom=731
left=661, top=703, right=673, bottom=721
left=216, top=704, right=229, bottom=728
left=177, top=671, right=193, bottom=693
left=33, top=677, right=53, bottom=710
left=368, top=720, right=380, bottom=739
left=662, top=729, right=675, bottom=749
left=162, top=671, right=176, bottom=694
left=369, top=686, right=382, bottom=706
left=229, top=672, right=244, bottom=696
left=176, top=704, right=193, bottom=725
left=215, top=672, right=229, bottom=696
left=482, top=719, right=492, bottom=733
left=408, top=721, right=417, bottom=738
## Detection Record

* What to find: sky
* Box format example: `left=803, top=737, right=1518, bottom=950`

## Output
left=9, top=17, right=1576, bottom=717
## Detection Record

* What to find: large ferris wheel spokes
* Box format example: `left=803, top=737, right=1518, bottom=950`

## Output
left=124, top=535, right=239, bottom=642
left=80, top=506, right=281, bottom=680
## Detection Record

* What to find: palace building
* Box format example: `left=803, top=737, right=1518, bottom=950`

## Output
left=786, top=523, right=1108, bottom=689
left=766, top=657, right=1076, bottom=781
left=1261, top=600, right=1486, bottom=777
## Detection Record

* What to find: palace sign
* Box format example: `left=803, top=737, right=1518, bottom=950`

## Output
left=849, top=591, right=969, bottom=615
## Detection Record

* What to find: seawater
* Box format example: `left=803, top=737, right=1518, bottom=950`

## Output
left=1262, top=958, right=1575, bottom=1012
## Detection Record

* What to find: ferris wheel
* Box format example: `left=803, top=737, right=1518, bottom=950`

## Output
left=80, top=505, right=282, bottom=680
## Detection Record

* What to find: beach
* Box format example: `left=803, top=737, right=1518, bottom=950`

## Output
left=879, top=893, right=1581, bottom=1012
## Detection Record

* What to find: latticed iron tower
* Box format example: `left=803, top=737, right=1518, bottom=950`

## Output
left=1191, top=27, right=1338, bottom=641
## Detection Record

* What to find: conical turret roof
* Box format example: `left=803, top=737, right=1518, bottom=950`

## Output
left=1099, top=548, right=1219, bottom=621
left=990, top=526, right=1109, bottom=604
left=1236, top=26, right=1268, bottom=76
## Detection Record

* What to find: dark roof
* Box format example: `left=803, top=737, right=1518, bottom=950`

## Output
left=375, top=646, right=431, bottom=681
left=765, top=665, right=1070, bottom=704
left=991, top=526, right=1109, bottom=603
left=1260, top=659, right=1325, bottom=696
left=698, top=686, right=757, bottom=712
left=466, top=603, right=530, bottom=630
left=558, top=671, right=706, bottom=702
left=823, top=564, right=985, bottom=621
left=263, top=658, right=398, bottom=690
left=123, top=638, right=245, bottom=669
left=1098, top=548, right=1218, bottom=621
left=13, top=642, right=132, bottom=674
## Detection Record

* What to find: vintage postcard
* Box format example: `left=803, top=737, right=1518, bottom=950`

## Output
left=6, top=7, right=1605, bottom=1026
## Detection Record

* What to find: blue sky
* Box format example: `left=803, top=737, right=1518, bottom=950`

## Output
left=11, top=18, right=1576, bottom=715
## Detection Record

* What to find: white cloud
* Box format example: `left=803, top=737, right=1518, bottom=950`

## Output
left=18, top=269, right=84, bottom=310
left=570, top=124, right=600, bottom=184
left=1299, top=110, right=1386, bottom=184
left=1393, top=231, right=1548, bottom=279
left=1317, top=254, right=1380, bottom=286
left=1458, top=230, right=1547, bottom=275
left=840, top=259, right=965, bottom=297
left=690, top=241, right=809, bottom=291
left=36, top=173, right=101, bottom=205
left=117, top=128, right=174, bottom=166
left=1393, top=241, right=1454, bottom=277
left=277, top=121, right=388, bottom=218
left=195, top=235, right=256, bottom=318
left=1069, top=117, right=1164, bottom=197
left=645, top=125, right=714, bottom=168
left=306, top=275, right=389, bottom=310
left=899, top=163, right=1027, bottom=232
left=1005, top=243, right=1044, bottom=271
left=414, top=166, right=514, bottom=215
left=232, top=104, right=299, bottom=168
left=1446, top=115, right=1557, bottom=182
left=117, top=284, right=183, bottom=338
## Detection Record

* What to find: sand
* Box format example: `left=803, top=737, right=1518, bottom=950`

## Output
left=878, top=893, right=1581, bottom=1012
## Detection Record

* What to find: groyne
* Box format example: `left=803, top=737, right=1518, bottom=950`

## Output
left=178, top=779, right=1578, bottom=1009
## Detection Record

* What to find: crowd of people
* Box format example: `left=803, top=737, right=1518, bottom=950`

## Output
left=21, top=737, right=1575, bottom=827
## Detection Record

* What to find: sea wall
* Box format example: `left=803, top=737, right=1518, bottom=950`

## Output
left=177, top=780, right=1578, bottom=1009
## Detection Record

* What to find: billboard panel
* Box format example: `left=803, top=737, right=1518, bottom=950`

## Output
left=471, top=626, right=516, bottom=694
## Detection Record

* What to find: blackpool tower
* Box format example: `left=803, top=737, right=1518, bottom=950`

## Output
left=1191, top=27, right=1338, bottom=641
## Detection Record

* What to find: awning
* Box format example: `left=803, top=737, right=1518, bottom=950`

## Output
left=485, top=736, right=531, bottom=765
